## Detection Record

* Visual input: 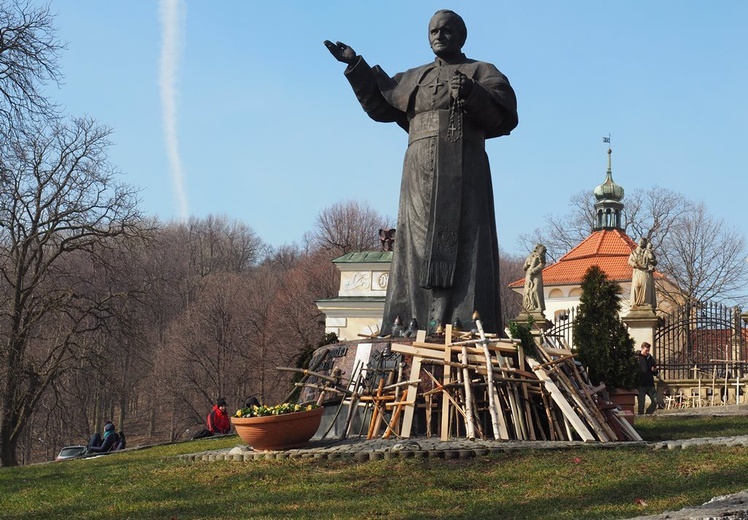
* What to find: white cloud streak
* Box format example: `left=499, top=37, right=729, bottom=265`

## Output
left=159, top=0, right=189, bottom=221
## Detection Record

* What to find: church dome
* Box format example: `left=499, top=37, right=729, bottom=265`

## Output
left=594, top=149, right=624, bottom=202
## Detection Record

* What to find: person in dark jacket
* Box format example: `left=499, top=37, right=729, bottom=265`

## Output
left=207, top=397, right=231, bottom=435
left=86, top=421, right=119, bottom=453
left=636, top=342, right=659, bottom=415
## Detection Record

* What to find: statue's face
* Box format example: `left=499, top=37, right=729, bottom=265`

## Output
left=428, top=13, right=465, bottom=59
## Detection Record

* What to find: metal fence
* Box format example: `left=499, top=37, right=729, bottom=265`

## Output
left=654, top=301, right=747, bottom=381
left=545, top=301, right=747, bottom=382
left=546, top=306, right=577, bottom=349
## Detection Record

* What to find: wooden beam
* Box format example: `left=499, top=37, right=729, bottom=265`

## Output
left=398, top=330, right=426, bottom=438
left=527, top=358, right=596, bottom=442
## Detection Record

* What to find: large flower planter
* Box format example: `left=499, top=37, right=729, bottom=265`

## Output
left=231, top=407, right=324, bottom=451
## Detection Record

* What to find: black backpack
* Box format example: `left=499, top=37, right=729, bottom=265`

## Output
left=110, top=431, right=126, bottom=451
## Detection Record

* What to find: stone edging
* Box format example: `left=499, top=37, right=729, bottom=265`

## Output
left=177, top=439, right=647, bottom=463
left=177, top=434, right=748, bottom=464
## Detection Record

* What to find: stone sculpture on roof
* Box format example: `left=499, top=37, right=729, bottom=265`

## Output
left=628, top=237, right=657, bottom=311
left=522, top=244, right=547, bottom=314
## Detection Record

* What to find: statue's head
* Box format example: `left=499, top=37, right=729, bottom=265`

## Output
left=428, top=10, right=467, bottom=60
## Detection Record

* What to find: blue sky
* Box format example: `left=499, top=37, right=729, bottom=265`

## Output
left=49, top=1, right=747, bottom=256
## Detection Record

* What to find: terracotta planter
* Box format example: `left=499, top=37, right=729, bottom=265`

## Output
left=231, top=407, right=324, bottom=451
left=609, top=388, right=637, bottom=426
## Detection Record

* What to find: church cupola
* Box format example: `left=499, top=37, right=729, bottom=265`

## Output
left=593, top=146, right=624, bottom=231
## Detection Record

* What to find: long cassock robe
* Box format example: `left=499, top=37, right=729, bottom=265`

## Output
left=343, top=53, right=518, bottom=334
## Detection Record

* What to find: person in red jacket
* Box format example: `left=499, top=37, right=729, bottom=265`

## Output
left=207, top=397, right=231, bottom=435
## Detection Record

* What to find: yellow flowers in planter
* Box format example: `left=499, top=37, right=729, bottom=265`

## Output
left=234, top=402, right=320, bottom=418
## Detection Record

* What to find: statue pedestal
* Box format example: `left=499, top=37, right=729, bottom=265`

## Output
left=512, top=311, right=553, bottom=332
left=622, top=308, right=659, bottom=348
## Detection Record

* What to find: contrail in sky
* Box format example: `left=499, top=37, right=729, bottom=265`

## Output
left=159, top=0, right=189, bottom=221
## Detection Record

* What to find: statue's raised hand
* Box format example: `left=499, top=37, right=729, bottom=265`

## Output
left=324, top=40, right=357, bottom=65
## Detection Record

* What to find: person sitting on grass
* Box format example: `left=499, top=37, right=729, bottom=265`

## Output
left=193, top=397, right=231, bottom=439
left=207, top=397, right=231, bottom=435
left=86, top=421, right=120, bottom=453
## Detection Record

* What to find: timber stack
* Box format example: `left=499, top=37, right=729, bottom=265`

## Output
left=286, top=321, right=641, bottom=443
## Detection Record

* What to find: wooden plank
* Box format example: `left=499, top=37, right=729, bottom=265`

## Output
left=539, top=345, right=574, bottom=357
left=535, top=354, right=577, bottom=370
left=425, top=394, right=433, bottom=437
left=562, top=361, right=618, bottom=440
left=412, top=341, right=518, bottom=354
left=382, top=390, right=409, bottom=438
left=440, top=340, right=453, bottom=441
left=398, top=330, right=426, bottom=438
left=366, top=378, right=386, bottom=439
left=546, top=365, right=612, bottom=442
left=491, top=385, right=510, bottom=439
left=422, top=369, right=466, bottom=419
left=611, top=410, right=643, bottom=441
left=454, top=324, right=477, bottom=440
left=390, top=343, right=444, bottom=360
left=475, top=315, right=503, bottom=441
left=399, top=356, right=421, bottom=438
left=497, top=353, right=527, bottom=440
left=341, top=362, right=365, bottom=439
left=527, top=358, right=596, bottom=442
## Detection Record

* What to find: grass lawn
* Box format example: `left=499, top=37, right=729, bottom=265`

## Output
left=2, top=414, right=748, bottom=519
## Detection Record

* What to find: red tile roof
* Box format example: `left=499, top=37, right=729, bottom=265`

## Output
left=509, top=229, right=638, bottom=287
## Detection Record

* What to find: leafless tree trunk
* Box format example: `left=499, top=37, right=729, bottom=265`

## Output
left=0, top=118, right=142, bottom=466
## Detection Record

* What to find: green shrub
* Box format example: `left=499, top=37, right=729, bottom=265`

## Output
left=573, top=265, right=637, bottom=389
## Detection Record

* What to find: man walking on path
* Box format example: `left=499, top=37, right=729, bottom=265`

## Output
left=637, top=342, right=658, bottom=415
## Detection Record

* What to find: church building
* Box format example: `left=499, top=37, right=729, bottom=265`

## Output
left=509, top=147, right=667, bottom=326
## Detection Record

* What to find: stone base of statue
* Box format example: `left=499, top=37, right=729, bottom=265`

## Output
left=624, top=304, right=657, bottom=320
left=512, top=311, right=553, bottom=332
left=622, top=307, right=660, bottom=349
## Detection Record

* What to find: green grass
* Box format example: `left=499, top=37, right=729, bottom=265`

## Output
left=635, top=413, right=748, bottom=441
left=2, top=415, right=748, bottom=519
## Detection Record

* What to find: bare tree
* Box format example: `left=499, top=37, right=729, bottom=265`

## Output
left=185, top=215, right=266, bottom=277
left=0, top=1, right=63, bottom=129
left=519, top=186, right=748, bottom=306
left=518, top=190, right=595, bottom=263
left=499, top=250, right=525, bottom=328
left=145, top=218, right=271, bottom=440
left=305, top=200, right=389, bottom=256
left=0, top=117, right=142, bottom=466
left=657, top=202, right=747, bottom=306
left=160, top=272, right=257, bottom=436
